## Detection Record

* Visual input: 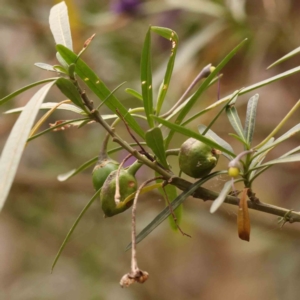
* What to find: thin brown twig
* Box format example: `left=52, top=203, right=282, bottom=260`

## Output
left=120, top=177, right=163, bottom=287
left=115, top=109, right=154, bottom=162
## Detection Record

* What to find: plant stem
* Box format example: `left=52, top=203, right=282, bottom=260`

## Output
left=170, top=176, right=300, bottom=223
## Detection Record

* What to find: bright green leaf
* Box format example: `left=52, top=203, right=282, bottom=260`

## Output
left=56, top=78, right=87, bottom=111
left=151, top=26, right=178, bottom=115
left=165, top=38, right=248, bottom=147
left=0, top=78, right=58, bottom=107
left=56, top=44, right=145, bottom=138
left=125, top=88, right=143, bottom=101
left=51, top=187, right=100, bottom=272
left=153, top=115, right=235, bottom=157
left=141, top=27, right=154, bottom=127
left=268, top=46, right=300, bottom=69
left=145, top=127, right=169, bottom=169
left=126, top=171, right=225, bottom=250
left=183, top=66, right=300, bottom=126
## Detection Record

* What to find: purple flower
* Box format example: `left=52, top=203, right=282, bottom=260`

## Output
left=111, top=0, right=142, bottom=16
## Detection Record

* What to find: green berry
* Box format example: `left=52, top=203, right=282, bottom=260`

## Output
left=100, top=169, right=138, bottom=217
left=92, top=157, right=119, bottom=190
left=178, top=138, right=219, bottom=178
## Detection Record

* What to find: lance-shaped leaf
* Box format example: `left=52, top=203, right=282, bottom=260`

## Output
left=249, top=138, right=274, bottom=181
left=56, top=78, right=87, bottom=111
left=198, top=125, right=234, bottom=160
left=49, top=1, right=73, bottom=50
left=35, top=63, right=56, bottom=72
left=126, top=171, right=224, bottom=250
left=57, top=44, right=145, bottom=138
left=153, top=115, right=235, bottom=157
left=0, top=78, right=58, bottom=107
left=5, top=102, right=86, bottom=115
left=280, top=145, right=300, bottom=158
left=226, top=105, right=246, bottom=145
left=183, top=66, right=300, bottom=126
left=165, top=38, right=248, bottom=147
left=145, top=127, right=169, bottom=169
left=151, top=27, right=178, bottom=115
left=0, top=82, right=54, bottom=212
left=51, top=187, right=100, bottom=272
left=141, top=27, right=154, bottom=127
left=254, top=153, right=300, bottom=170
left=163, top=184, right=182, bottom=230
left=268, top=46, right=300, bottom=69
left=244, top=94, right=259, bottom=145
left=210, top=180, right=232, bottom=213
left=253, top=124, right=300, bottom=158
left=237, top=188, right=250, bottom=242
left=125, top=88, right=143, bottom=101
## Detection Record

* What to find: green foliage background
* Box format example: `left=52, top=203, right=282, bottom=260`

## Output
left=1, top=0, right=300, bottom=299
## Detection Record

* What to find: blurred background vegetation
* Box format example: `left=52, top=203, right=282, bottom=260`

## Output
left=1, top=0, right=300, bottom=299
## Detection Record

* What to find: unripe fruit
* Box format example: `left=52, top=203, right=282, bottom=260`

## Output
left=228, top=167, right=240, bottom=178
left=178, top=138, right=219, bottom=178
left=100, top=169, right=138, bottom=217
left=92, top=155, right=120, bottom=190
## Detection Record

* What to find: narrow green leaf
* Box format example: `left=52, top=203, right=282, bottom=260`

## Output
left=165, top=38, right=248, bottom=147
left=244, top=94, right=259, bottom=145
left=5, top=102, right=86, bottom=115
left=125, top=88, right=143, bottom=101
left=226, top=105, right=246, bottom=144
left=153, top=115, right=235, bottom=157
left=228, top=133, right=249, bottom=147
left=249, top=144, right=300, bottom=183
left=126, top=171, right=225, bottom=250
left=280, top=145, right=300, bottom=158
left=0, top=82, right=54, bottom=212
left=210, top=180, right=232, bottom=213
left=162, top=183, right=182, bottom=230
left=151, top=27, right=178, bottom=115
left=141, top=27, right=154, bottom=127
left=254, top=124, right=300, bottom=156
left=268, top=46, right=300, bottom=69
left=198, top=125, right=234, bottom=160
left=183, top=66, right=300, bottom=126
left=56, top=44, right=145, bottom=138
left=56, top=78, right=87, bottom=111
left=201, top=89, right=242, bottom=137
left=0, top=78, right=58, bottom=107
left=49, top=1, right=73, bottom=50
left=249, top=138, right=274, bottom=181
left=145, top=127, right=169, bottom=169
left=255, top=153, right=300, bottom=169
left=51, top=188, right=100, bottom=272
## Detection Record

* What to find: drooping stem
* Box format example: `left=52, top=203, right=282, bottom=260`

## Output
left=131, top=177, right=163, bottom=272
